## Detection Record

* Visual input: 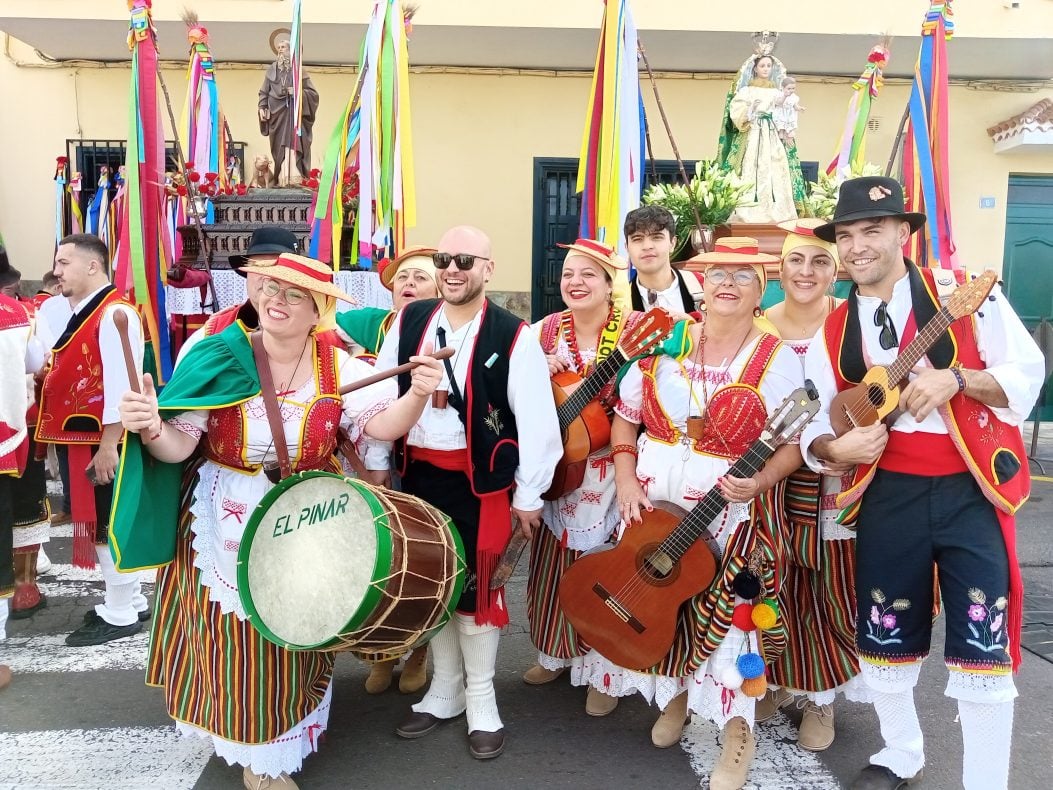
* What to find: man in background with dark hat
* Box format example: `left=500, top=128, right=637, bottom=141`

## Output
left=800, top=176, right=1043, bottom=790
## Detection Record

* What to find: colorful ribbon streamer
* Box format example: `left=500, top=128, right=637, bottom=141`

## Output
left=827, top=43, right=890, bottom=178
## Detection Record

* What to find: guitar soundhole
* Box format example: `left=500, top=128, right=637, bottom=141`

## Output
left=866, top=385, right=886, bottom=409
left=637, top=543, right=679, bottom=586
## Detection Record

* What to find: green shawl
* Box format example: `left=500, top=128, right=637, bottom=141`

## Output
left=109, top=323, right=262, bottom=571
left=334, top=308, right=393, bottom=356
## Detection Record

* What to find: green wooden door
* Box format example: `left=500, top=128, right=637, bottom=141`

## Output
left=1002, top=174, right=1053, bottom=418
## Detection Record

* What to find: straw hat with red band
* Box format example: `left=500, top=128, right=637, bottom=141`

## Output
left=241, top=253, right=355, bottom=304
left=379, top=245, right=438, bottom=290
left=684, top=237, right=777, bottom=290
left=557, top=238, right=628, bottom=281
left=776, top=218, right=839, bottom=263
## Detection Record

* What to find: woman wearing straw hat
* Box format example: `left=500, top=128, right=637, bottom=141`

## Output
left=115, top=253, right=444, bottom=790
left=334, top=245, right=438, bottom=362
left=574, top=238, right=803, bottom=789
left=758, top=219, right=868, bottom=751
left=333, top=246, right=439, bottom=696
left=521, top=238, right=644, bottom=716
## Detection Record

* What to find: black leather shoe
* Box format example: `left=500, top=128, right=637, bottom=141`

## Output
left=850, top=764, right=922, bottom=790
left=65, top=616, right=142, bottom=647
left=395, top=711, right=461, bottom=739
left=83, top=609, right=151, bottom=624
left=468, top=729, right=505, bottom=760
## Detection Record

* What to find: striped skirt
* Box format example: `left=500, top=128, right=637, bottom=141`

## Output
left=526, top=526, right=588, bottom=661
left=769, top=537, right=859, bottom=694
left=146, top=498, right=334, bottom=744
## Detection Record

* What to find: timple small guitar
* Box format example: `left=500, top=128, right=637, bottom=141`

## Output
left=543, top=309, right=673, bottom=501
left=558, top=383, right=820, bottom=671
left=829, top=271, right=997, bottom=435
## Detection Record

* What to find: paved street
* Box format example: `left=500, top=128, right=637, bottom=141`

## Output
left=3, top=429, right=1053, bottom=789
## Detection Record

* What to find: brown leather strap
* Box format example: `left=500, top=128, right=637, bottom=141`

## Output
left=250, top=331, right=292, bottom=480
left=336, top=429, right=371, bottom=480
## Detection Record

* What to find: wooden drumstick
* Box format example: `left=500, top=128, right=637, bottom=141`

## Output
left=338, top=347, right=454, bottom=396
left=112, top=309, right=141, bottom=394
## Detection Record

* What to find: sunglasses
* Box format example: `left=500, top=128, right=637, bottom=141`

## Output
left=262, top=279, right=308, bottom=306
left=706, top=268, right=758, bottom=286
left=646, top=288, right=658, bottom=307
left=874, top=301, right=899, bottom=350
left=431, top=252, right=487, bottom=271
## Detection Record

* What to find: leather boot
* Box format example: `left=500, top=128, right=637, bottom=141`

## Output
left=10, top=550, right=45, bottom=619
left=364, top=657, right=398, bottom=694
left=399, top=645, right=429, bottom=694
left=710, top=716, right=756, bottom=790
left=651, top=692, right=689, bottom=748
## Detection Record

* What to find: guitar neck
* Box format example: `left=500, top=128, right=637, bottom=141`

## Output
left=658, top=437, right=775, bottom=564
left=556, top=350, right=628, bottom=432
left=885, top=305, right=954, bottom=386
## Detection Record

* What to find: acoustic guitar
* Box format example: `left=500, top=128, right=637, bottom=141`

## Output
left=829, top=270, right=997, bottom=436
left=543, top=309, right=673, bottom=501
left=558, top=383, right=820, bottom=671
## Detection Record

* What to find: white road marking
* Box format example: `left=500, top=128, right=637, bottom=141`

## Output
left=682, top=713, right=841, bottom=789
left=0, top=631, right=149, bottom=673
left=0, top=726, right=212, bottom=790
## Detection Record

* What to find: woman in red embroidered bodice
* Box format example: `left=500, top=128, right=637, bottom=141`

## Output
left=578, top=238, right=803, bottom=788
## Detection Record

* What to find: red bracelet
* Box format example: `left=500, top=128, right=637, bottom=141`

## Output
left=611, top=443, right=638, bottom=459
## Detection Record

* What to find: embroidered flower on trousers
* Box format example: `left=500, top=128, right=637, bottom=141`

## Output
left=965, top=587, right=1009, bottom=655
left=865, top=588, right=911, bottom=646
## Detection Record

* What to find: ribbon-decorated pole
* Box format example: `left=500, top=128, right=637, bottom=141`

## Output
left=54, top=156, right=69, bottom=245
left=68, top=170, right=84, bottom=235
left=115, top=0, right=173, bottom=384
left=181, top=10, right=228, bottom=222
left=577, top=0, right=643, bottom=253
left=310, top=1, right=416, bottom=270
left=902, top=1, right=958, bottom=272
left=827, top=41, right=891, bottom=178
left=288, top=0, right=305, bottom=185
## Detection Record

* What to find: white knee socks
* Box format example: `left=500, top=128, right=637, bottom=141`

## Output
left=861, top=661, right=925, bottom=779
left=946, top=669, right=1017, bottom=790
left=0, top=597, right=8, bottom=640
left=94, top=545, right=143, bottom=627
left=411, top=619, right=466, bottom=720
left=457, top=613, right=503, bottom=734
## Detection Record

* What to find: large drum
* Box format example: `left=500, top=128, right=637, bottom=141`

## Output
left=237, top=471, right=465, bottom=654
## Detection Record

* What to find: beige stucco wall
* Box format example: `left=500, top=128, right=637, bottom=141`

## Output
left=1, top=34, right=1051, bottom=291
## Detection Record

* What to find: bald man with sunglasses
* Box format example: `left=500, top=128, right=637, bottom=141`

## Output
left=377, top=226, right=561, bottom=760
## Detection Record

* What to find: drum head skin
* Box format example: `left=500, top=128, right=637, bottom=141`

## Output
left=238, top=472, right=390, bottom=649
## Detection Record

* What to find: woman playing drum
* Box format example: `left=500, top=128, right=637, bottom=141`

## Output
left=575, top=238, right=802, bottom=790
left=523, top=239, right=643, bottom=716
left=760, top=219, right=867, bottom=751
left=116, top=254, right=443, bottom=789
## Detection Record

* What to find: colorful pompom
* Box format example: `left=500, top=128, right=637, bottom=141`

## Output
left=717, top=665, right=744, bottom=690
left=733, top=570, right=761, bottom=600
left=736, top=652, right=765, bottom=680
left=732, top=604, right=757, bottom=632
left=751, top=601, right=778, bottom=631
left=741, top=675, right=767, bottom=698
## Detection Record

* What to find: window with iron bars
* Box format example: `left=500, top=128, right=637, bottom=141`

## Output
left=61, top=138, right=247, bottom=235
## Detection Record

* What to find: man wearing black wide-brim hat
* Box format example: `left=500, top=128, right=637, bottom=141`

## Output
left=799, top=176, right=1043, bottom=790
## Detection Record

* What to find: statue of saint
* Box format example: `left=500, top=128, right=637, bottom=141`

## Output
left=258, top=31, right=320, bottom=186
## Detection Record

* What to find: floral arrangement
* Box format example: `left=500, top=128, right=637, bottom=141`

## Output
left=802, top=162, right=885, bottom=219
left=340, top=164, right=360, bottom=218
left=642, top=160, right=752, bottom=257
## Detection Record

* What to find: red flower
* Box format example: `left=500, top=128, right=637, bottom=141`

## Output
left=176, top=185, right=188, bottom=196
left=236, top=184, right=248, bottom=195
left=188, top=171, right=201, bottom=183
left=205, top=171, right=218, bottom=182
left=306, top=178, right=319, bottom=189
left=310, top=168, right=321, bottom=178
left=56, top=156, right=69, bottom=165
left=223, top=185, right=234, bottom=195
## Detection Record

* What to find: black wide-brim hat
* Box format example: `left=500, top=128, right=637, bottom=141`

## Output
left=814, top=176, right=926, bottom=243
left=228, top=226, right=299, bottom=276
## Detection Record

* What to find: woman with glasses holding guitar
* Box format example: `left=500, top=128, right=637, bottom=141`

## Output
left=571, top=237, right=804, bottom=790
left=522, top=239, right=670, bottom=716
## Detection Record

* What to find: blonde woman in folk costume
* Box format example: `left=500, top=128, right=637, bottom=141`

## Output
left=761, top=218, right=869, bottom=751
left=576, top=238, right=803, bottom=790
left=523, top=239, right=644, bottom=717
left=716, top=35, right=806, bottom=224
left=115, top=254, right=444, bottom=790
